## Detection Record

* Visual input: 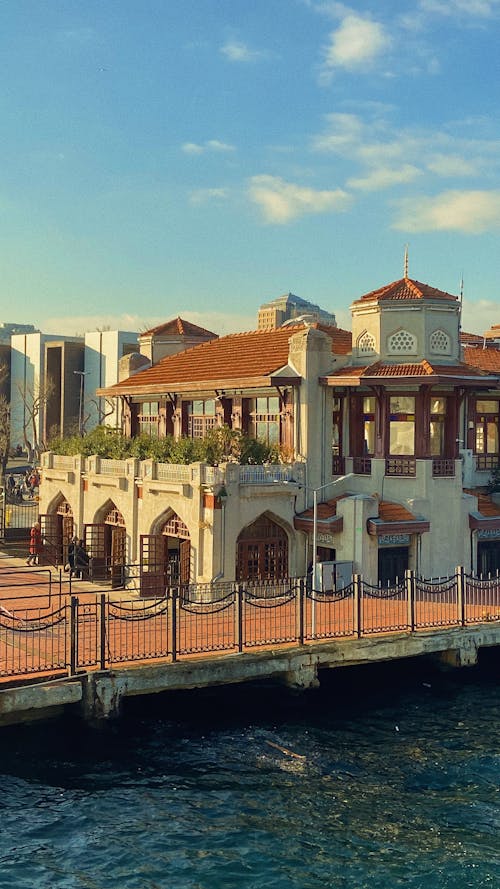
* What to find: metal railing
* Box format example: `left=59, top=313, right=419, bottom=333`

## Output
left=1, top=567, right=500, bottom=681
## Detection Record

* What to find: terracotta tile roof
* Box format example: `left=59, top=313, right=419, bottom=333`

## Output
left=140, top=317, right=218, bottom=339
left=378, top=501, right=416, bottom=522
left=326, top=359, right=489, bottom=381
left=464, top=489, right=500, bottom=517
left=295, top=493, right=351, bottom=522
left=460, top=331, right=484, bottom=346
left=313, top=323, right=352, bottom=354
left=108, top=324, right=351, bottom=393
left=353, top=277, right=458, bottom=305
left=463, top=345, right=500, bottom=373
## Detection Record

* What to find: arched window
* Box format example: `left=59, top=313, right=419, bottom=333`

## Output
left=388, top=329, right=417, bottom=355
left=357, top=331, right=376, bottom=354
left=430, top=329, right=451, bottom=355
left=237, top=515, right=288, bottom=581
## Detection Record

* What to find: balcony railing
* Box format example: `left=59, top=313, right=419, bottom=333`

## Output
left=432, top=458, right=455, bottom=478
left=353, top=457, right=372, bottom=475
left=239, top=465, right=297, bottom=485
left=332, top=455, right=345, bottom=476
left=476, top=455, right=500, bottom=472
left=385, top=456, right=416, bottom=477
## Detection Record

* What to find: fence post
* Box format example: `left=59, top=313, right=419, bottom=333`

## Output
left=100, top=593, right=107, bottom=670
left=69, top=596, right=78, bottom=676
left=406, top=569, right=415, bottom=631
left=236, top=585, right=243, bottom=652
left=353, top=574, right=362, bottom=638
left=456, top=565, right=465, bottom=626
left=171, top=588, right=178, bottom=662
left=297, top=578, right=305, bottom=645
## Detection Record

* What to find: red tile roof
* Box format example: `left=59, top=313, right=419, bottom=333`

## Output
left=463, top=345, right=500, bottom=373
left=107, top=323, right=352, bottom=394
left=378, top=501, right=416, bottom=522
left=325, top=359, right=490, bottom=382
left=353, top=277, right=458, bottom=305
left=460, top=331, right=484, bottom=346
left=464, top=490, right=500, bottom=517
left=140, top=316, right=218, bottom=339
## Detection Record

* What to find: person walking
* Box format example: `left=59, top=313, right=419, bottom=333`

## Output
left=27, top=521, right=42, bottom=566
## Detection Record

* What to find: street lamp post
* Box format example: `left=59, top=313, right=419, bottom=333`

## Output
left=311, top=480, right=336, bottom=636
left=73, top=371, right=88, bottom=436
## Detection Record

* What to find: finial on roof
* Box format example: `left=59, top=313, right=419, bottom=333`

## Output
left=404, top=244, right=409, bottom=278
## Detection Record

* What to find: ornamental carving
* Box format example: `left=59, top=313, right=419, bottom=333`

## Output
left=388, top=329, right=417, bottom=354
left=430, top=329, right=451, bottom=355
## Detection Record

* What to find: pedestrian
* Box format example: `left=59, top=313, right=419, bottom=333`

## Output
left=65, top=536, right=78, bottom=576
left=75, top=539, right=90, bottom=580
left=27, top=521, right=42, bottom=566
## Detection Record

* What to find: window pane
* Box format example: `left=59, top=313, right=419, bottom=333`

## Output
left=487, top=422, right=499, bottom=454
left=430, top=420, right=444, bottom=456
left=268, top=422, right=279, bottom=444
left=431, top=398, right=445, bottom=415
left=476, top=425, right=485, bottom=453
left=268, top=396, right=280, bottom=413
left=390, top=396, right=415, bottom=414
left=205, top=400, right=216, bottom=416
left=363, top=396, right=375, bottom=413
left=390, top=421, right=415, bottom=455
left=477, top=400, right=499, bottom=414
left=364, top=420, right=375, bottom=455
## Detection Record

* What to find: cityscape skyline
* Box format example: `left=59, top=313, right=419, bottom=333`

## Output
left=1, top=0, right=499, bottom=337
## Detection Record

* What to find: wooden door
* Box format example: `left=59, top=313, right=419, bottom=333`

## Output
left=61, top=514, right=74, bottom=570
left=140, top=534, right=168, bottom=597
left=39, top=514, right=62, bottom=566
left=179, top=539, right=191, bottom=585
left=111, top=526, right=126, bottom=588
left=84, top=523, right=107, bottom=582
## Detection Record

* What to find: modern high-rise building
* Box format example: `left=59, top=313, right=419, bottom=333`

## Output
left=257, top=293, right=336, bottom=329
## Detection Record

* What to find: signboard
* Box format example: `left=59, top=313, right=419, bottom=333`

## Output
left=378, top=533, right=410, bottom=547
left=316, top=532, right=336, bottom=546
left=477, top=528, right=500, bottom=540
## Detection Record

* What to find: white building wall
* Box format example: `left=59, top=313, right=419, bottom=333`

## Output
left=84, top=330, right=138, bottom=430
left=10, top=332, right=79, bottom=453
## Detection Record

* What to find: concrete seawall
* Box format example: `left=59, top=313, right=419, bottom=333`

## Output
left=1, top=623, right=499, bottom=727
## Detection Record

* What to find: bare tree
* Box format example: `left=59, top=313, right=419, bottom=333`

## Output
left=81, top=395, right=117, bottom=434
left=0, top=395, right=10, bottom=482
left=17, top=379, right=54, bottom=461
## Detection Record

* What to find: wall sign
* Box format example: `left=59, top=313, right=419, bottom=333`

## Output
left=477, top=528, right=500, bottom=540
left=378, top=533, right=410, bottom=547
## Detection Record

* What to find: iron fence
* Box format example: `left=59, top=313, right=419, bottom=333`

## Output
left=0, top=567, right=500, bottom=681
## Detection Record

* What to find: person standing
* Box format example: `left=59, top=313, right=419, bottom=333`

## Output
left=27, top=521, right=42, bottom=566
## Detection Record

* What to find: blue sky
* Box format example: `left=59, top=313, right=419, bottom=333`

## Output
left=1, top=0, right=499, bottom=337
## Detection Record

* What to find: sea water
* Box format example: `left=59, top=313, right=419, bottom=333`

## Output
left=0, top=655, right=498, bottom=889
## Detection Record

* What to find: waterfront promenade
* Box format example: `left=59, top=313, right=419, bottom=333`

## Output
left=1, top=552, right=500, bottom=725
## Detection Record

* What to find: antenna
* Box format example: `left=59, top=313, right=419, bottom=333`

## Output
left=404, top=244, right=409, bottom=278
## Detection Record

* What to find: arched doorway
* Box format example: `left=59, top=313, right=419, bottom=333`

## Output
left=40, top=498, right=74, bottom=567
left=84, top=503, right=126, bottom=587
left=236, top=515, right=288, bottom=582
left=140, top=512, right=191, bottom=597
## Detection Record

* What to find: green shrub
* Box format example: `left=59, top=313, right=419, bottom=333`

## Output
left=48, top=425, right=282, bottom=465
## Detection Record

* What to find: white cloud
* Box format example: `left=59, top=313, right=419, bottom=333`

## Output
left=189, top=188, right=229, bottom=205
left=347, top=165, right=422, bottom=192
left=321, top=13, right=392, bottom=77
left=419, top=0, right=500, bottom=16
left=312, top=112, right=500, bottom=191
left=426, top=154, right=478, bottom=176
left=181, top=142, right=204, bottom=155
left=205, top=140, right=235, bottom=152
left=392, top=190, right=500, bottom=233
left=220, top=40, right=263, bottom=62
left=248, top=174, right=351, bottom=223
left=182, top=140, right=236, bottom=155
